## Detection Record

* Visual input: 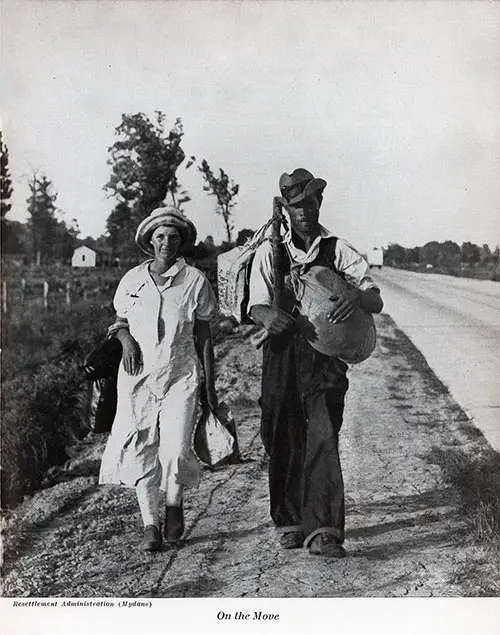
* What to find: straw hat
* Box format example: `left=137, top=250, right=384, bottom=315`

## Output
left=135, top=206, right=197, bottom=256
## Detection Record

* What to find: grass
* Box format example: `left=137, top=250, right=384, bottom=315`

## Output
left=380, top=314, right=500, bottom=550
left=1, top=292, right=116, bottom=509
left=426, top=445, right=500, bottom=594
left=379, top=312, right=500, bottom=593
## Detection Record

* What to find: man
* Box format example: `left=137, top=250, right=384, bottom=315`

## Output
left=248, top=168, right=383, bottom=557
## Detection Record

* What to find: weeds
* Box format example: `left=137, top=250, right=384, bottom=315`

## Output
left=1, top=293, right=115, bottom=509
left=426, top=445, right=500, bottom=593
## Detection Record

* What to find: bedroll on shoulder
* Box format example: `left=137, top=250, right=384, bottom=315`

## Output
left=217, top=219, right=272, bottom=323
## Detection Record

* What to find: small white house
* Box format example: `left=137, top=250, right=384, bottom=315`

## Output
left=72, top=245, right=97, bottom=267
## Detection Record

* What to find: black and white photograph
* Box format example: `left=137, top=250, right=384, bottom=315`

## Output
left=1, top=1, right=499, bottom=633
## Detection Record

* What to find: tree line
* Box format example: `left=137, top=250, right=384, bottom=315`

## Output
left=1, top=113, right=246, bottom=267
left=2, top=119, right=498, bottom=279
left=384, top=240, right=500, bottom=280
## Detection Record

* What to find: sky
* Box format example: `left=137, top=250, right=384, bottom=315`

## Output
left=2, top=0, right=500, bottom=253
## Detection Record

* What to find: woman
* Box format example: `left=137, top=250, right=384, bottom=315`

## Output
left=99, top=206, right=219, bottom=552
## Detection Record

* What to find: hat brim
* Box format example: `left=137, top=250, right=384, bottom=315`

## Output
left=286, top=178, right=327, bottom=205
left=135, top=208, right=197, bottom=256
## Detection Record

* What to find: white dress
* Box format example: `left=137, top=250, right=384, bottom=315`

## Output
left=99, top=258, right=217, bottom=491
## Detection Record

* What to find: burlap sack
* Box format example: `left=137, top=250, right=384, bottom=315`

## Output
left=293, top=265, right=376, bottom=364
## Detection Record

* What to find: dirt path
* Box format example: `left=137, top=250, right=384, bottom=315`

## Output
left=1, top=315, right=498, bottom=597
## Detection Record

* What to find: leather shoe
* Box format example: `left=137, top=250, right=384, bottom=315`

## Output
left=141, top=524, right=162, bottom=552
left=164, top=504, right=185, bottom=543
left=308, top=533, right=346, bottom=558
left=279, top=531, right=305, bottom=549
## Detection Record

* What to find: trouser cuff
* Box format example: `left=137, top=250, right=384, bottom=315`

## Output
left=275, top=525, right=303, bottom=535
left=303, top=526, right=344, bottom=548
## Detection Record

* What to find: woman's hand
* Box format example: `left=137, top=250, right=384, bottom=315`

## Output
left=116, top=329, right=142, bottom=375
left=327, top=287, right=360, bottom=323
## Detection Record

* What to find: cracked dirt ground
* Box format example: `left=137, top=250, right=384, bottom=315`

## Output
left=1, top=314, right=497, bottom=598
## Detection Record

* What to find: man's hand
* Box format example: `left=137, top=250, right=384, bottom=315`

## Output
left=251, top=305, right=295, bottom=335
left=273, top=195, right=287, bottom=215
left=116, top=329, right=142, bottom=375
left=327, top=287, right=361, bottom=324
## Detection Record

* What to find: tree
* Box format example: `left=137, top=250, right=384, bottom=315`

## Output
left=420, top=241, right=442, bottom=267
left=1, top=131, right=13, bottom=219
left=199, top=159, right=239, bottom=243
left=105, top=201, right=134, bottom=259
left=26, top=173, right=59, bottom=265
left=439, top=241, right=461, bottom=269
left=461, top=242, right=481, bottom=267
left=492, top=246, right=500, bottom=267
left=54, top=214, right=79, bottom=262
left=409, top=246, right=420, bottom=264
left=479, top=244, right=493, bottom=268
left=385, top=243, right=408, bottom=267
left=1, top=131, right=18, bottom=253
left=236, top=228, right=255, bottom=246
left=202, top=235, right=217, bottom=256
left=104, top=112, right=192, bottom=255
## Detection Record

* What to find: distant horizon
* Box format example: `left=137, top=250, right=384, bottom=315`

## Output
left=4, top=209, right=499, bottom=254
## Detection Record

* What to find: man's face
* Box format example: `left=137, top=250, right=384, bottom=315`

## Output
left=286, top=195, right=321, bottom=236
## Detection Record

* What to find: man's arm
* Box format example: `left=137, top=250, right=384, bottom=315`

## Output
left=360, top=287, right=383, bottom=314
left=327, top=286, right=383, bottom=324
left=248, top=239, right=296, bottom=336
left=328, top=239, right=384, bottom=323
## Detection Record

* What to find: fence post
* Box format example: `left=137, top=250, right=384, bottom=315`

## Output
left=2, top=280, right=7, bottom=314
left=21, top=277, right=26, bottom=304
left=66, top=280, right=71, bottom=306
left=43, top=280, right=49, bottom=311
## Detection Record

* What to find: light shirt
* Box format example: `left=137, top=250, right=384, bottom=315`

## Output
left=113, top=258, right=217, bottom=400
left=248, top=223, right=378, bottom=312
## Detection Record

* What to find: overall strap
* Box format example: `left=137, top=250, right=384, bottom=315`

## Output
left=316, top=236, right=339, bottom=272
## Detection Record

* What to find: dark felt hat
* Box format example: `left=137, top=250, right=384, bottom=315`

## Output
left=279, top=168, right=327, bottom=205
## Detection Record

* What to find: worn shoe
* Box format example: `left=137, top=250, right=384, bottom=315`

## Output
left=308, top=533, right=346, bottom=558
left=279, top=531, right=305, bottom=549
left=164, top=504, right=185, bottom=543
left=141, top=525, right=162, bottom=552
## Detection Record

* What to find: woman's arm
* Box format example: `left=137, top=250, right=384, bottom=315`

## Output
left=194, top=318, right=218, bottom=412
left=112, top=321, right=142, bottom=376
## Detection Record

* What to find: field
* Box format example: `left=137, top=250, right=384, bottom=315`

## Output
left=1, top=269, right=116, bottom=508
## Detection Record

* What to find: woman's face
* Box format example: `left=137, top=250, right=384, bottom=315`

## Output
left=150, top=225, right=182, bottom=261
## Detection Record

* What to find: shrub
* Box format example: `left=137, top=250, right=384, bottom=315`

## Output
left=1, top=286, right=116, bottom=509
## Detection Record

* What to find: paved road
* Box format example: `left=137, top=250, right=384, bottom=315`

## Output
left=374, top=267, right=500, bottom=452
